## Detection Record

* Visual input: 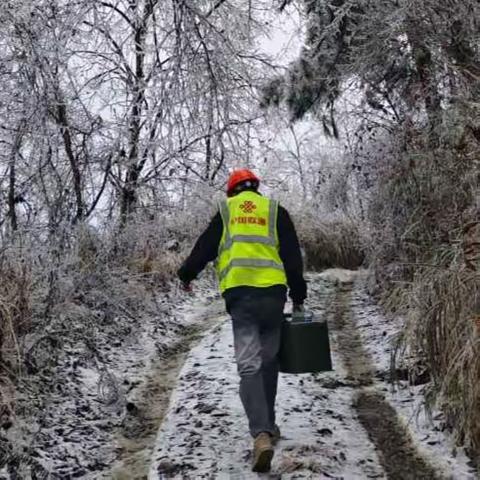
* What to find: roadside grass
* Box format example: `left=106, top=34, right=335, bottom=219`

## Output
left=389, top=257, right=480, bottom=463
left=297, top=214, right=365, bottom=271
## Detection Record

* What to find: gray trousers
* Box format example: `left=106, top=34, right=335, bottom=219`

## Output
left=229, top=295, right=285, bottom=438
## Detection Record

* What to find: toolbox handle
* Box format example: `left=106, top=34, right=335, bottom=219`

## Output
left=284, top=311, right=315, bottom=323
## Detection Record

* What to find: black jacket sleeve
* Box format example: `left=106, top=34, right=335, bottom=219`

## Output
left=277, top=205, right=307, bottom=304
left=177, top=212, right=222, bottom=284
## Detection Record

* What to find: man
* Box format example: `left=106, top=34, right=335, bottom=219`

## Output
left=177, top=169, right=307, bottom=473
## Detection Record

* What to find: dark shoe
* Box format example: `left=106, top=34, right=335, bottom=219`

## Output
left=271, top=424, right=281, bottom=445
left=252, top=432, right=274, bottom=472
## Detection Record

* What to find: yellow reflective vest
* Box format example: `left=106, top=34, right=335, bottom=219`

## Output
left=216, top=191, right=287, bottom=293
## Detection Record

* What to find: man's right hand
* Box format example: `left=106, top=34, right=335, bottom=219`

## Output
left=293, top=303, right=304, bottom=313
left=292, top=303, right=304, bottom=321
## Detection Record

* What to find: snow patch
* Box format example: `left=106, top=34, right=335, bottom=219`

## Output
left=317, top=268, right=365, bottom=285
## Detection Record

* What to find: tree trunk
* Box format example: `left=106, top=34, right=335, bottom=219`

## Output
left=8, top=157, right=18, bottom=232
left=405, top=15, right=442, bottom=134
left=7, top=124, right=26, bottom=232
left=56, top=101, right=84, bottom=222
left=120, top=0, right=152, bottom=222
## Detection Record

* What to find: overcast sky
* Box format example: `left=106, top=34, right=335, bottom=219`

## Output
left=258, top=5, right=304, bottom=67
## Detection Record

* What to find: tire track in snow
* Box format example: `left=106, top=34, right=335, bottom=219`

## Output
left=331, top=283, right=444, bottom=480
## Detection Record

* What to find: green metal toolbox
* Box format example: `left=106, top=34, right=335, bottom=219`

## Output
left=279, top=311, right=333, bottom=374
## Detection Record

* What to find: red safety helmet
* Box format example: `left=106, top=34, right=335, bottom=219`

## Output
left=227, top=169, right=260, bottom=196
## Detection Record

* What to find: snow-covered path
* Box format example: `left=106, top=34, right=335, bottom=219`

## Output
left=148, top=319, right=386, bottom=479
left=148, top=272, right=478, bottom=479
left=149, top=279, right=385, bottom=479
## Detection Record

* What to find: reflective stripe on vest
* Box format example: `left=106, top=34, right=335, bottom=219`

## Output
left=217, top=258, right=285, bottom=282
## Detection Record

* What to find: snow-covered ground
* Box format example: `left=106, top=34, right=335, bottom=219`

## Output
left=149, top=318, right=385, bottom=479
left=149, top=271, right=478, bottom=479
left=2, top=271, right=478, bottom=479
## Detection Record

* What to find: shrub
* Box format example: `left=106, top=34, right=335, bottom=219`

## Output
left=0, top=211, right=206, bottom=376
left=368, top=101, right=480, bottom=460
left=0, top=252, right=33, bottom=370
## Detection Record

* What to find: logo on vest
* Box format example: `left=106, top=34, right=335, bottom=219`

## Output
left=231, top=216, right=266, bottom=226
left=240, top=201, right=256, bottom=213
